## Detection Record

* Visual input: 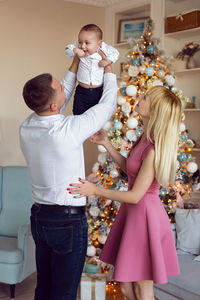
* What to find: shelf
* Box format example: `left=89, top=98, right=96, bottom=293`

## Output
left=165, top=27, right=200, bottom=38
left=175, top=68, right=200, bottom=74
left=184, top=109, right=200, bottom=112
left=193, top=148, right=200, bottom=152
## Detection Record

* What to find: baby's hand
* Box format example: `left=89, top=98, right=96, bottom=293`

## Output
left=98, top=59, right=112, bottom=68
left=73, top=48, right=85, bottom=58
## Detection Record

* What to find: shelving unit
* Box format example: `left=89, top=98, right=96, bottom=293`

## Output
left=164, top=0, right=200, bottom=198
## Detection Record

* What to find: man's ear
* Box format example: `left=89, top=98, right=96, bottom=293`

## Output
left=50, top=102, right=58, bottom=112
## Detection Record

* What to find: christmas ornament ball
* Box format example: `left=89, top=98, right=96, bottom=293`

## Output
left=89, top=206, right=100, bottom=217
left=160, top=188, right=167, bottom=197
left=187, top=162, right=198, bottom=173
left=98, top=234, right=107, bottom=245
left=126, top=85, right=137, bottom=96
left=179, top=123, right=186, bottom=132
left=127, top=117, right=138, bottom=129
left=110, top=168, right=119, bottom=178
left=178, top=152, right=187, bottom=162
left=145, top=67, right=154, bottom=77
left=139, top=66, right=146, bottom=73
left=120, top=87, right=127, bottom=96
left=103, top=121, right=112, bottom=131
left=114, top=121, right=123, bottom=130
left=97, top=145, right=107, bottom=153
left=165, top=75, right=175, bottom=86
left=98, top=153, right=107, bottom=164
left=87, top=245, right=96, bottom=257
left=147, top=44, right=155, bottom=54
left=121, top=150, right=128, bottom=158
left=126, top=130, right=137, bottom=142
left=158, top=70, right=165, bottom=78
left=117, top=96, right=126, bottom=105
left=92, top=162, right=99, bottom=173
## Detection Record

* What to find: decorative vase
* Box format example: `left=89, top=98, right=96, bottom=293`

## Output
left=187, top=56, right=195, bottom=69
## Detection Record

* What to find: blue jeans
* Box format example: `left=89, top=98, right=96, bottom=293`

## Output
left=30, top=204, right=88, bottom=300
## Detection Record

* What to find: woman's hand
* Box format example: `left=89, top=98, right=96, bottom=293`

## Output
left=88, top=130, right=109, bottom=146
left=67, top=178, right=96, bottom=198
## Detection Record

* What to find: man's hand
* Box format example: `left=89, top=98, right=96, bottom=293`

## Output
left=98, top=59, right=112, bottom=68
left=73, top=48, right=85, bottom=58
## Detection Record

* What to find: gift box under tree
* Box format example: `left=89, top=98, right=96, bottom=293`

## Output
left=80, top=273, right=106, bottom=300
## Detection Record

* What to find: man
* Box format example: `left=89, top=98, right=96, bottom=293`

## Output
left=19, top=56, right=117, bottom=300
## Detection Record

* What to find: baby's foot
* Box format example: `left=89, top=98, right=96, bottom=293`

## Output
left=73, top=48, right=85, bottom=58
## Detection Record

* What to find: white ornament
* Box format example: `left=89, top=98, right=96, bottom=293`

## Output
left=139, top=66, right=146, bottom=73
left=103, top=121, right=112, bottom=131
left=127, top=117, right=138, bottom=129
left=87, top=245, right=96, bottom=257
left=110, top=169, right=119, bottom=178
left=126, top=130, right=137, bottom=142
left=128, top=66, right=139, bottom=77
left=117, top=96, right=126, bottom=105
left=97, top=145, right=107, bottom=153
left=187, top=162, right=198, bottom=173
left=152, top=80, right=163, bottom=87
left=126, top=85, right=137, bottom=96
left=158, top=70, right=165, bottom=78
left=165, top=74, right=175, bottom=86
left=122, top=102, right=131, bottom=114
left=98, top=234, right=107, bottom=245
left=97, top=153, right=107, bottom=164
left=92, top=162, right=99, bottom=173
left=89, top=206, right=100, bottom=217
left=179, top=123, right=186, bottom=132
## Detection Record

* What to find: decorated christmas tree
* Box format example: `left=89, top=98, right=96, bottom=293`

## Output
left=85, top=19, right=198, bottom=277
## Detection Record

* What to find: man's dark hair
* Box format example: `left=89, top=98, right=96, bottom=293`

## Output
left=22, top=73, right=55, bottom=113
left=80, top=24, right=103, bottom=40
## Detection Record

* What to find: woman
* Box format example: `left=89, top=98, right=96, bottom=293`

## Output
left=68, top=86, right=182, bottom=300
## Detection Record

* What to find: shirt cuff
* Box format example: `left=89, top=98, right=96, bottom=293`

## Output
left=103, top=73, right=117, bottom=83
left=62, top=70, right=76, bottom=82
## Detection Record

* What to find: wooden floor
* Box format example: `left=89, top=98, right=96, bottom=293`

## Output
left=0, top=273, right=126, bottom=300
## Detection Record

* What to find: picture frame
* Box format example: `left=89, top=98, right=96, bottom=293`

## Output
left=118, top=17, right=148, bottom=43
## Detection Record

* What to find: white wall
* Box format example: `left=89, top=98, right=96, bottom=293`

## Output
left=0, top=0, right=105, bottom=175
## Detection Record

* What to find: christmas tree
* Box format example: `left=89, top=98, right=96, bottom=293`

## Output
left=85, top=19, right=198, bottom=276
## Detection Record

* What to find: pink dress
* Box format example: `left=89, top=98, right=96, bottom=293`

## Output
left=100, top=137, right=180, bottom=284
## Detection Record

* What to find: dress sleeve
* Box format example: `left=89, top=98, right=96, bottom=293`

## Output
left=101, top=42, right=119, bottom=63
left=141, top=143, right=155, bottom=161
left=65, top=41, right=79, bottom=57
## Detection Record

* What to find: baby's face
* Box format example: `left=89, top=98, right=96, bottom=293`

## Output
left=78, top=30, right=101, bottom=56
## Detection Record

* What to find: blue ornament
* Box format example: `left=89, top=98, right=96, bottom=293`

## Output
left=178, top=152, right=187, bottom=162
left=131, top=57, right=140, bottom=66
left=147, top=44, right=155, bottom=54
left=181, top=134, right=188, bottom=141
left=136, top=126, right=144, bottom=137
left=145, top=67, right=154, bottom=77
left=114, top=121, right=123, bottom=130
left=125, top=53, right=131, bottom=61
left=160, top=188, right=167, bottom=197
left=121, top=150, right=128, bottom=158
left=120, top=87, right=127, bottom=96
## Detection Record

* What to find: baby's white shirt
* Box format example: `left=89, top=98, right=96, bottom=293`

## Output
left=65, top=41, right=119, bottom=85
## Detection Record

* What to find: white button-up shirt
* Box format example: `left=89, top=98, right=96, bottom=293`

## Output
left=65, top=42, right=119, bottom=86
left=19, top=71, right=117, bottom=206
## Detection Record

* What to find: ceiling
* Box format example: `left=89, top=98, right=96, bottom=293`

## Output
left=64, top=0, right=124, bottom=7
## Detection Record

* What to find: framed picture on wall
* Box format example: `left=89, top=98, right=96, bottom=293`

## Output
left=118, top=17, right=148, bottom=43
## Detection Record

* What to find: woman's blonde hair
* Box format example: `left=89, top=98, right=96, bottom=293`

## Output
left=147, top=86, right=182, bottom=187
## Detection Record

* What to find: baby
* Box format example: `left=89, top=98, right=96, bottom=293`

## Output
left=65, top=23, right=119, bottom=115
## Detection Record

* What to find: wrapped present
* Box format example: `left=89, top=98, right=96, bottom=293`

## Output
left=80, top=273, right=106, bottom=300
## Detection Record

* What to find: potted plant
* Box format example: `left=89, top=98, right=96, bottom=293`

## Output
left=177, top=42, right=200, bottom=69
